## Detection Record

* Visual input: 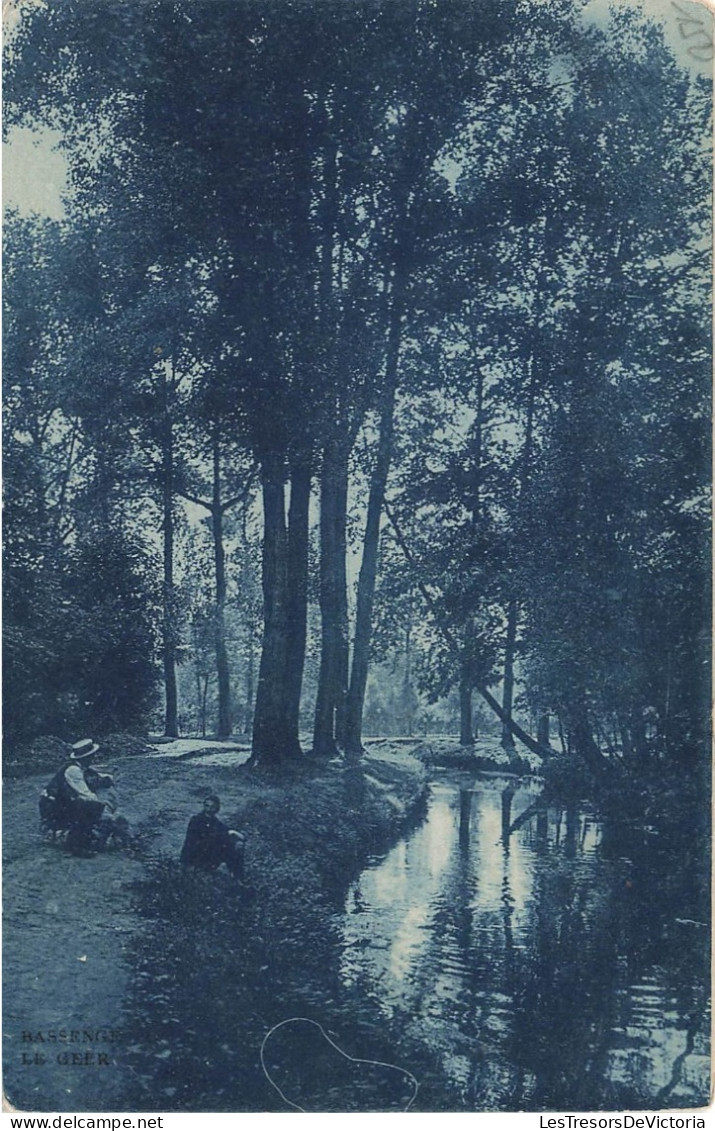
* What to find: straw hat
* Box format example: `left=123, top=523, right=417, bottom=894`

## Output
left=69, top=738, right=100, bottom=761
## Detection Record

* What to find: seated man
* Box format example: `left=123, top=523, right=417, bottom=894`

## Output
left=40, top=738, right=106, bottom=855
left=40, top=739, right=130, bottom=854
left=180, top=793, right=246, bottom=880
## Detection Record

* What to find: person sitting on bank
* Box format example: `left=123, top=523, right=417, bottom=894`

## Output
left=40, top=739, right=115, bottom=856
left=180, top=794, right=247, bottom=881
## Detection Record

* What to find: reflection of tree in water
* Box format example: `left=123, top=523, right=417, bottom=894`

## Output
left=371, top=786, right=531, bottom=1109
left=345, top=788, right=600, bottom=1108
left=471, top=794, right=618, bottom=1109
left=506, top=804, right=709, bottom=1110
left=598, top=812, right=710, bottom=1108
left=401, top=792, right=637, bottom=1108
left=409, top=793, right=486, bottom=1098
left=337, top=783, right=709, bottom=1111
left=506, top=853, right=621, bottom=1109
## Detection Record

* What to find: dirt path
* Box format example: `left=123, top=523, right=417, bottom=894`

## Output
left=3, top=742, right=252, bottom=1113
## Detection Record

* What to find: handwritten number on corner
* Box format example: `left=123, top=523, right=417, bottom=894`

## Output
left=671, top=0, right=714, bottom=61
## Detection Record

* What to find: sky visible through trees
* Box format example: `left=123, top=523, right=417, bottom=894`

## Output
left=3, top=0, right=711, bottom=777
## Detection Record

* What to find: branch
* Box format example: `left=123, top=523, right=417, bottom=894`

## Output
left=221, top=492, right=250, bottom=514
left=178, top=491, right=213, bottom=513
left=179, top=462, right=257, bottom=516
left=57, top=519, right=77, bottom=546
left=37, top=406, right=63, bottom=447
left=220, top=463, right=259, bottom=514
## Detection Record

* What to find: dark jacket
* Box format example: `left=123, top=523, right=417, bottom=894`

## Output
left=40, top=762, right=105, bottom=833
left=180, top=813, right=234, bottom=870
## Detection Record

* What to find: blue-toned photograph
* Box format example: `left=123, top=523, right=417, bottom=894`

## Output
left=3, top=0, right=711, bottom=1114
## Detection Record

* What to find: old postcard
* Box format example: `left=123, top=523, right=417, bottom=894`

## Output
left=3, top=0, right=711, bottom=1115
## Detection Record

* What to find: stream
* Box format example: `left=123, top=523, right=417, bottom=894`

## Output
left=338, top=773, right=710, bottom=1111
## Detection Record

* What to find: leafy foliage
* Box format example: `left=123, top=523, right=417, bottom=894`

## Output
left=3, top=0, right=710, bottom=774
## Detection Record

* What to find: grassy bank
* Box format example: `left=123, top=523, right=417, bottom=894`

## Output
left=409, top=736, right=538, bottom=776
left=123, top=749, right=432, bottom=1112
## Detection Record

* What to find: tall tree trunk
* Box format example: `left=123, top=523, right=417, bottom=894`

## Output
left=93, top=442, right=113, bottom=535
left=567, top=696, right=608, bottom=773
left=201, top=675, right=209, bottom=739
left=310, top=101, right=351, bottom=757
left=313, top=443, right=349, bottom=756
left=403, top=621, right=413, bottom=737
left=212, top=435, right=232, bottom=739
left=344, top=384, right=398, bottom=753
left=333, top=462, right=350, bottom=748
left=459, top=617, right=475, bottom=746
left=161, top=370, right=179, bottom=738
left=501, top=599, right=518, bottom=750
left=251, top=456, right=297, bottom=765
left=630, top=710, right=649, bottom=766
left=194, top=661, right=203, bottom=737
left=344, top=277, right=404, bottom=756
left=537, top=713, right=550, bottom=748
left=244, top=637, right=255, bottom=736
left=618, top=712, right=634, bottom=761
left=459, top=675, right=474, bottom=746
left=460, top=360, right=483, bottom=750
left=502, top=356, right=537, bottom=749
left=284, top=458, right=312, bottom=750
left=558, top=715, right=567, bottom=754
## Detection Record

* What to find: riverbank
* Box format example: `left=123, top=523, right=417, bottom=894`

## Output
left=5, top=734, right=708, bottom=1113
left=123, top=743, right=430, bottom=1111
left=121, top=751, right=708, bottom=1113
left=3, top=738, right=428, bottom=1112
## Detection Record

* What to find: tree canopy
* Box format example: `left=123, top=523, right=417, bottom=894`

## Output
left=4, top=0, right=710, bottom=778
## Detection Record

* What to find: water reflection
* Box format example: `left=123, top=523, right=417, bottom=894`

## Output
left=340, top=776, right=709, bottom=1110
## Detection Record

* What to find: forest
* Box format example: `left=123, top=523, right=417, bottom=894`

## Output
left=3, top=0, right=713, bottom=1114
left=3, top=0, right=711, bottom=780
